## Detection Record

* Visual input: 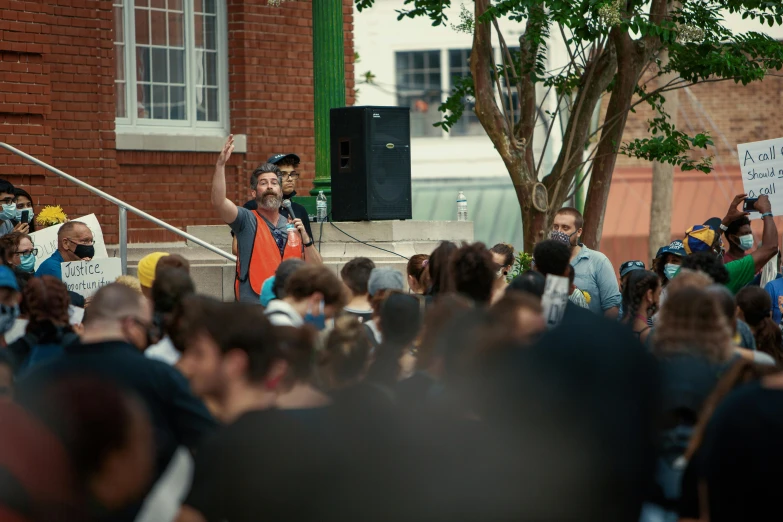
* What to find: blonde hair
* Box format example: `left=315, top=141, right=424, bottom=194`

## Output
left=114, top=275, right=143, bottom=294
left=653, top=285, right=733, bottom=362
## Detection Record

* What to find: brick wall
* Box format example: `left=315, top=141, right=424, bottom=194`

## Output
left=0, top=0, right=355, bottom=244
left=0, top=0, right=115, bottom=237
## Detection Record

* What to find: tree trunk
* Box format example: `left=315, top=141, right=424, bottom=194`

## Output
left=582, top=32, right=644, bottom=249
left=648, top=49, right=677, bottom=261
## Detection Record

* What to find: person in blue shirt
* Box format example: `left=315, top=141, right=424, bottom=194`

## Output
left=552, top=207, right=622, bottom=318
left=35, top=221, right=95, bottom=280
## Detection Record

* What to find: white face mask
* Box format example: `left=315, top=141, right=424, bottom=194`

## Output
left=664, top=263, right=679, bottom=280
left=738, top=234, right=754, bottom=251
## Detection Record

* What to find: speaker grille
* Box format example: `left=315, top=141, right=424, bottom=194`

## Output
left=370, top=109, right=410, bottom=146
left=368, top=145, right=411, bottom=219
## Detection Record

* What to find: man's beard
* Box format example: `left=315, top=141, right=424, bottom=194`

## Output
left=258, top=191, right=282, bottom=210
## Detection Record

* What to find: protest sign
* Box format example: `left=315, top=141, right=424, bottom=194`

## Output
left=737, top=138, right=783, bottom=217
left=62, top=258, right=122, bottom=298
left=68, top=305, right=84, bottom=326
left=28, top=214, right=108, bottom=270
left=541, top=274, right=570, bottom=329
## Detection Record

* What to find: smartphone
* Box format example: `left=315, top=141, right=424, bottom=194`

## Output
left=20, top=210, right=29, bottom=223
left=743, top=198, right=759, bottom=212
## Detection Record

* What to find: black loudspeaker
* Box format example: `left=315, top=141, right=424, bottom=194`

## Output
left=330, top=106, right=412, bottom=221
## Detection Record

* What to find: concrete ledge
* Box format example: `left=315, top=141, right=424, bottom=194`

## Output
left=319, top=220, right=474, bottom=243
left=116, top=133, right=246, bottom=153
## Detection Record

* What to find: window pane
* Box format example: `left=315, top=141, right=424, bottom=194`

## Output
left=135, top=7, right=149, bottom=45
left=170, top=86, right=186, bottom=120
left=138, top=83, right=151, bottom=118
left=206, top=87, right=218, bottom=121
left=204, top=15, right=216, bottom=50
left=135, top=0, right=148, bottom=5
left=204, top=0, right=216, bottom=14
left=151, top=47, right=168, bottom=83
left=136, top=47, right=151, bottom=82
left=151, top=0, right=165, bottom=8
left=168, top=12, right=183, bottom=46
left=152, top=84, right=168, bottom=119
left=116, top=82, right=126, bottom=118
left=169, top=0, right=183, bottom=10
left=196, top=86, right=207, bottom=121
left=205, top=52, right=217, bottom=86
left=395, top=50, right=443, bottom=137
left=194, top=0, right=203, bottom=13
left=169, top=49, right=184, bottom=84
left=151, top=9, right=166, bottom=46
left=194, top=15, right=203, bottom=47
left=115, top=44, right=125, bottom=81
left=448, top=48, right=484, bottom=137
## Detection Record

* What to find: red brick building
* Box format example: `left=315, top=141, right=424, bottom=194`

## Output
left=0, top=0, right=355, bottom=243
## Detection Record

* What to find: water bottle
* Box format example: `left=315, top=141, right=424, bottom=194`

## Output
left=286, top=223, right=301, bottom=248
left=316, top=191, right=328, bottom=222
left=457, top=190, right=468, bottom=222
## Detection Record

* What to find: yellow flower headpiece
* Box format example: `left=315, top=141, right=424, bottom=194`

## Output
left=35, top=205, right=68, bottom=227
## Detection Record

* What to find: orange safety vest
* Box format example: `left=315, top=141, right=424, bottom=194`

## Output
left=235, top=211, right=304, bottom=300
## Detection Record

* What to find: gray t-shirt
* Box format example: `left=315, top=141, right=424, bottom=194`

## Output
left=230, top=207, right=288, bottom=303
left=0, top=220, right=14, bottom=238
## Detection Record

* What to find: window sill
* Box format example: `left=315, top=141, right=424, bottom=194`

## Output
left=115, top=133, right=247, bottom=153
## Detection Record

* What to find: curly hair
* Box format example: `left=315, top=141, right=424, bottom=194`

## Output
left=680, top=252, right=729, bottom=285
left=736, top=286, right=783, bottom=365
left=533, top=239, right=571, bottom=277
left=620, top=270, right=659, bottom=325
left=23, top=276, right=71, bottom=327
left=450, top=242, right=496, bottom=305
left=652, top=286, right=734, bottom=362
left=725, top=216, right=751, bottom=237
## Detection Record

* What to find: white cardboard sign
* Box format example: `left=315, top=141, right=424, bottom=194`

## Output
left=737, top=138, right=783, bottom=217
left=61, top=258, right=122, bottom=298
left=541, top=274, right=570, bottom=329
left=28, top=214, right=108, bottom=271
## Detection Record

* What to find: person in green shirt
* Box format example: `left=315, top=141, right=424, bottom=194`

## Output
left=681, top=194, right=777, bottom=293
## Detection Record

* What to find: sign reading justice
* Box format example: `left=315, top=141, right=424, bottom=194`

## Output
left=61, top=258, right=122, bottom=298
left=737, top=137, right=783, bottom=218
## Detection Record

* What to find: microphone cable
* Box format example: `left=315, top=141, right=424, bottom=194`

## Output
left=312, top=212, right=410, bottom=260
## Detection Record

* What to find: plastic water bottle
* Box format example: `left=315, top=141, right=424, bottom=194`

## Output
left=286, top=223, right=301, bottom=248
left=457, top=190, right=468, bottom=222
left=316, top=191, right=328, bottom=222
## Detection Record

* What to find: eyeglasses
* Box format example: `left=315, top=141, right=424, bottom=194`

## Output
left=282, top=172, right=300, bottom=181
left=67, top=237, right=95, bottom=246
left=15, top=248, right=38, bottom=256
left=0, top=197, right=14, bottom=205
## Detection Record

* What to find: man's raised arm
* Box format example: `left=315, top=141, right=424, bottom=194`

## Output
left=212, top=135, right=239, bottom=224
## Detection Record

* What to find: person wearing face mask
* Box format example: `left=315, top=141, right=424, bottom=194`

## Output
left=723, top=216, right=754, bottom=264
left=651, top=240, right=686, bottom=323
left=264, top=264, right=346, bottom=328
left=551, top=207, right=621, bottom=318
left=683, top=194, right=777, bottom=294
left=0, top=231, right=38, bottom=274
left=17, top=283, right=217, bottom=512
left=35, top=221, right=95, bottom=280
left=0, top=179, right=23, bottom=238
left=13, top=187, right=36, bottom=233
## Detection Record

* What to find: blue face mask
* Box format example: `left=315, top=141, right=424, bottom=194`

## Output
left=0, top=304, right=20, bottom=335
left=304, top=299, right=326, bottom=330
left=15, top=209, right=32, bottom=223
left=0, top=203, right=16, bottom=221
left=19, top=254, right=35, bottom=273
left=738, top=234, right=754, bottom=251
left=664, top=263, right=680, bottom=280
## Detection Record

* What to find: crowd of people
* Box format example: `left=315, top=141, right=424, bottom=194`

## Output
left=0, top=140, right=782, bottom=522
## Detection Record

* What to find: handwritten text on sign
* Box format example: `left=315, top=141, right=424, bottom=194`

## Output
left=61, top=258, right=122, bottom=298
left=737, top=138, right=783, bottom=217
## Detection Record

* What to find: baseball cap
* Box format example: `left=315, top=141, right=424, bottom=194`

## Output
left=684, top=225, right=718, bottom=255
left=368, top=267, right=404, bottom=297
left=619, top=260, right=645, bottom=278
left=267, top=153, right=300, bottom=165
left=0, top=266, right=19, bottom=292
left=703, top=217, right=723, bottom=233
left=660, top=240, right=687, bottom=258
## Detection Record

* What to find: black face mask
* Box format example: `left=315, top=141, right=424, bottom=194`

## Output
left=73, top=243, right=95, bottom=260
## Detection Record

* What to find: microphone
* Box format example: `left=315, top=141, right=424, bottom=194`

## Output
left=281, top=199, right=293, bottom=221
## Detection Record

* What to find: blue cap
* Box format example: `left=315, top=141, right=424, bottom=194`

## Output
left=660, top=239, right=687, bottom=258
left=619, top=260, right=645, bottom=278
left=0, top=266, right=19, bottom=292
left=260, top=276, right=276, bottom=307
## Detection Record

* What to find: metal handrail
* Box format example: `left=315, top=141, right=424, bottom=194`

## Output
left=0, top=142, right=237, bottom=273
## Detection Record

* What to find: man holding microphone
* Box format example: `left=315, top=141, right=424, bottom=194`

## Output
left=212, top=135, right=322, bottom=303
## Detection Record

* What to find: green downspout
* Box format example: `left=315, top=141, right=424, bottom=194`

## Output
left=308, top=0, right=346, bottom=200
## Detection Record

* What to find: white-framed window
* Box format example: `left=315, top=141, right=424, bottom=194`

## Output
left=114, top=0, right=228, bottom=135
left=395, top=50, right=443, bottom=138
